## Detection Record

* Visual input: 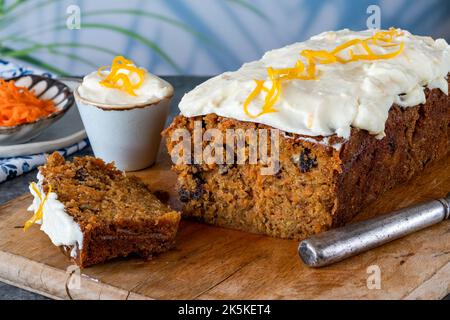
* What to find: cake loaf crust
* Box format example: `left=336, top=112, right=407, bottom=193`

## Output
left=165, top=78, right=450, bottom=240
left=334, top=83, right=449, bottom=226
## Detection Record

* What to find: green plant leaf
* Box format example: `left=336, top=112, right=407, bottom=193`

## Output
left=4, top=0, right=27, bottom=14
left=227, top=0, right=270, bottom=21
left=2, top=37, right=129, bottom=71
left=0, top=0, right=59, bottom=28
left=80, top=23, right=182, bottom=72
left=5, top=37, right=124, bottom=57
left=0, top=45, right=69, bottom=76
left=83, top=9, right=213, bottom=45
left=47, top=49, right=98, bottom=69
left=2, top=44, right=97, bottom=69
left=1, top=6, right=212, bottom=48
left=0, top=0, right=5, bottom=16
left=5, top=23, right=182, bottom=72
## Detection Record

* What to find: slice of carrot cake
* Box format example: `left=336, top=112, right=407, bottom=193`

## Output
left=25, top=152, right=180, bottom=267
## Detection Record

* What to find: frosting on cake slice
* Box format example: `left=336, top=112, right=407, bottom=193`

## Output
left=27, top=172, right=83, bottom=258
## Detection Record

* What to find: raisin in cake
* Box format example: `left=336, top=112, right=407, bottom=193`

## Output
left=164, top=28, right=450, bottom=240
left=26, top=152, right=180, bottom=267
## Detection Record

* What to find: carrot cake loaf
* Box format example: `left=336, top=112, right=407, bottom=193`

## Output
left=25, top=152, right=180, bottom=267
left=165, top=28, right=450, bottom=240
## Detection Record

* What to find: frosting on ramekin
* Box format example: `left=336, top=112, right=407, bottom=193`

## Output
left=78, top=68, right=173, bottom=107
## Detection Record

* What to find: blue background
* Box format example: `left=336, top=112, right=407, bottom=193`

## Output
left=0, top=0, right=449, bottom=76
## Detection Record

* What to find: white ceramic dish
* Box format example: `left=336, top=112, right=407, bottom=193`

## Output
left=0, top=75, right=75, bottom=145
left=74, top=89, right=171, bottom=171
left=0, top=78, right=87, bottom=158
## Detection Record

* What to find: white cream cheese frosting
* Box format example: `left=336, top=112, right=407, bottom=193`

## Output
left=27, top=172, right=83, bottom=258
left=78, top=68, right=173, bottom=107
left=179, top=29, right=450, bottom=139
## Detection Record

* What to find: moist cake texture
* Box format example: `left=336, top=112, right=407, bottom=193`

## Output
left=28, top=152, right=180, bottom=267
left=165, top=29, right=450, bottom=240
left=165, top=82, right=449, bottom=239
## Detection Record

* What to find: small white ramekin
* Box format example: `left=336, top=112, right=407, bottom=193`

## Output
left=74, top=89, right=171, bottom=171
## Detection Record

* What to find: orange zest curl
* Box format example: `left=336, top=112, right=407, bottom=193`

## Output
left=244, top=28, right=405, bottom=118
left=98, top=56, right=145, bottom=96
left=0, top=79, right=56, bottom=127
left=23, top=183, right=52, bottom=231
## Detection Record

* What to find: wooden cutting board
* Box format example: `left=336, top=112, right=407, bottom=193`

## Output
left=0, top=148, right=449, bottom=300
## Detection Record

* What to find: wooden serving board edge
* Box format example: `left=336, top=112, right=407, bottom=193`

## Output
left=0, top=250, right=150, bottom=300
left=403, top=260, right=450, bottom=300
left=0, top=276, right=61, bottom=300
left=2, top=250, right=448, bottom=300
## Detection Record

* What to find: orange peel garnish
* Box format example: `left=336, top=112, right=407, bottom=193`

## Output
left=97, top=56, right=145, bottom=96
left=244, top=28, right=405, bottom=118
left=24, top=183, right=51, bottom=231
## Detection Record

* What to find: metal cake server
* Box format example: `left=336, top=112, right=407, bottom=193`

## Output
left=299, top=193, right=450, bottom=267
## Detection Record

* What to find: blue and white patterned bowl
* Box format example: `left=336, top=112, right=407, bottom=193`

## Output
left=0, top=74, right=75, bottom=145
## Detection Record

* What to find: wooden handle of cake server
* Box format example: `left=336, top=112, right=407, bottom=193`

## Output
left=299, top=193, right=450, bottom=267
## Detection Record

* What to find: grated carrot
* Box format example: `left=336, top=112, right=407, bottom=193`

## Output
left=0, top=79, right=56, bottom=127
left=244, top=28, right=405, bottom=118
